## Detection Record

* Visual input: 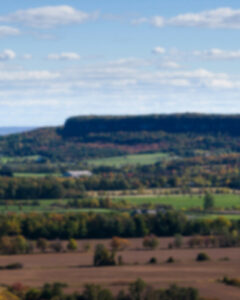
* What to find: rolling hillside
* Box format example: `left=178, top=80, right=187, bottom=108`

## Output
left=0, top=114, right=240, bottom=162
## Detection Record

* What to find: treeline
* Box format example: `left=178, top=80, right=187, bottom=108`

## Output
left=1, top=161, right=240, bottom=200
left=0, top=211, right=239, bottom=239
left=61, top=114, right=240, bottom=137
left=7, top=280, right=203, bottom=300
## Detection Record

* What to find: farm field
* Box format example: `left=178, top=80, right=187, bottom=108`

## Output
left=0, top=238, right=239, bottom=300
left=87, top=152, right=170, bottom=167
left=14, top=172, right=61, bottom=178
left=0, top=193, right=240, bottom=219
left=187, top=213, right=240, bottom=220
left=113, top=193, right=240, bottom=210
left=0, top=204, right=113, bottom=214
left=0, top=155, right=41, bottom=164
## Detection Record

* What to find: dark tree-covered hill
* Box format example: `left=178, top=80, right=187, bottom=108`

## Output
left=60, top=114, right=240, bottom=137
left=1, top=114, right=240, bottom=161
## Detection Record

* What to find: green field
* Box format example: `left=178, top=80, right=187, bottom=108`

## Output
left=0, top=202, right=113, bottom=214
left=1, top=194, right=240, bottom=218
left=0, top=155, right=41, bottom=164
left=14, top=172, right=61, bottom=178
left=187, top=213, right=240, bottom=220
left=113, top=193, right=240, bottom=210
left=87, top=152, right=170, bottom=167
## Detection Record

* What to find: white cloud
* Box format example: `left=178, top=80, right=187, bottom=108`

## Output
left=194, top=48, right=240, bottom=60
left=2, top=58, right=240, bottom=125
left=0, top=6, right=98, bottom=28
left=0, top=26, right=20, bottom=37
left=161, top=61, right=180, bottom=69
left=22, top=54, right=32, bottom=60
left=167, top=7, right=240, bottom=29
left=0, top=70, right=60, bottom=81
left=0, top=49, right=16, bottom=61
left=132, top=17, right=148, bottom=25
left=153, top=47, right=166, bottom=54
left=136, top=7, right=240, bottom=29
left=47, top=52, right=81, bottom=60
left=151, top=16, right=165, bottom=27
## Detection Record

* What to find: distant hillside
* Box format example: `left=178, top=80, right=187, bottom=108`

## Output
left=1, top=114, right=240, bottom=161
left=0, top=127, right=35, bottom=136
left=61, top=114, right=240, bottom=137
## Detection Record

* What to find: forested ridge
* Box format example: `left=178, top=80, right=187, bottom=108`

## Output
left=61, top=114, right=240, bottom=137
left=1, top=114, right=240, bottom=161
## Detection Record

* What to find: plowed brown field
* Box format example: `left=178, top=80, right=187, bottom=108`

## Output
left=0, top=238, right=239, bottom=300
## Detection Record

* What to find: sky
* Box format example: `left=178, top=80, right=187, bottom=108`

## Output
left=2, top=1, right=240, bottom=125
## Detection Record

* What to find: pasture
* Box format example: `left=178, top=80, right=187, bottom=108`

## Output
left=0, top=237, right=239, bottom=300
left=14, top=172, right=61, bottom=178
left=113, top=193, right=240, bottom=210
left=87, top=152, right=170, bottom=167
left=0, top=193, right=240, bottom=219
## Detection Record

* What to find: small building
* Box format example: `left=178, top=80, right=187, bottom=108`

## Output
left=63, top=170, right=92, bottom=178
left=131, top=205, right=171, bottom=216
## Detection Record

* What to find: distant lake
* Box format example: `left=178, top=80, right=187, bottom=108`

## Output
left=0, top=127, right=35, bottom=136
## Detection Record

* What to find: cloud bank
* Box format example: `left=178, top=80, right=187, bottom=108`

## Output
left=135, top=7, right=240, bottom=29
left=0, top=6, right=98, bottom=28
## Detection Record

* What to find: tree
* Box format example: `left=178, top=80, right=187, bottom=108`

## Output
left=12, top=235, right=28, bottom=254
left=142, top=235, right=159, bottom=250
left=83, top=284, right=114, bottom=300
left=203, top=192, right=215, bottom=210
left=129, top=278, right=146, bottom=300
left=110, top=237, right=130, bottom=251
left=36, top=238, right=48, bottom=253
left=67, top=238, right=78, bottom=251
left=50, top=240, right=63, bottom=253
left=93, top=244, right=115, bottom=266
left=173, top=234, right=183, bottom=248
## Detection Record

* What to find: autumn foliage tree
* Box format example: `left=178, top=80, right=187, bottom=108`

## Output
left=142, top=235, right=159, bottom=250
left=110, top=237, right=130, bottom=251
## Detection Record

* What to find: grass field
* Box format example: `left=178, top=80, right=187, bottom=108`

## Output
left=113, top=193, right=240, bottom=210
left=87, top=152, right=170, bottom=167
left=0, top=155, right=41, bottom=164
left=0, top=194, right=240, bottom=219
left=0, top=199, right=113, bottom=214
left=14, top=172, right=61, bottom=178
left=187, top=213, right=240, bottom=220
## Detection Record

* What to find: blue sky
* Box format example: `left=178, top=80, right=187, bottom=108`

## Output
left=2, top=0, right=240, bottom=125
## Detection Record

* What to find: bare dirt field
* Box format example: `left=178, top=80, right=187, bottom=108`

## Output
left=0, top=238, right=239, bottom=300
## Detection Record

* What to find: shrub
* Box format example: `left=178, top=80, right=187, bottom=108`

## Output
left=67, top=239, right=78, bottom=252
left=110, top=237, right=130, bottom=251
left=142, top=235, right=159, bottom=250
left=5, top=263, right=23, bottom=270
left=93, top=244, right=116, bottom=266
left=50, top=241, right=63, bottom=253
left=0, top=236, right=28, bottom=255
left=36, top=238, right=48, bottom=253
left=0, top=262, right=23, bottom=270
left=166, top=256, right=175, bottom=263
left=196, top=252, right=210, bottom=262
left=220, top=276, right=240, bottom=288
left=148, top=257, right=157, bottom=264
left=174, top=234, right=183, bottom=248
